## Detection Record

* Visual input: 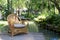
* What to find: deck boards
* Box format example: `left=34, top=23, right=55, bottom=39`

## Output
left=0, top=29, right=59, bottom=40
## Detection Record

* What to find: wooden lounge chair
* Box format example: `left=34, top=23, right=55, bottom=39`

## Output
left=7, top=14, right=28, bottom=36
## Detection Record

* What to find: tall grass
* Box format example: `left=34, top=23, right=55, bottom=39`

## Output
left=28, top=21, right=39, bottom=32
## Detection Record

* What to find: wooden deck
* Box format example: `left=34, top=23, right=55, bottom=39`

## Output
left=0, top=33, right=45, bottom=40
left=0, top=30, right=60, bottom=40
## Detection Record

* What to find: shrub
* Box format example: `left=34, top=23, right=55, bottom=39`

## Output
left=46, top=14, right=60, bottom=26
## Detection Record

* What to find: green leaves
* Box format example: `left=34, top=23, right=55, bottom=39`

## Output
left=0, top=0, right=7, bottom=6
left=12, top=0, right=27, bottom=9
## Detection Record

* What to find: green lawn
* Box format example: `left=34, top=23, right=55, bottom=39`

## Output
left=0, top=21, right=8, bottom=25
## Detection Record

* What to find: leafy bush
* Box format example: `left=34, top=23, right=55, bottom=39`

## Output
left=34, top=13, right=60, bottom=30
left=46, top=14, right=60, bottom=26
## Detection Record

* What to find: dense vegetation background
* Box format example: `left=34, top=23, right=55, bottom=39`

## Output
left=0, top=0, right=60, bottom=32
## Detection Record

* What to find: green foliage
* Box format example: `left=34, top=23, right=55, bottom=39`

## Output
left=46, top=14, right=60, bottom=26
left=0, top=24, right=9, bottom=33
left=28, top=21, right=39, bottom=32
left=0, top=0, right=7, bottom=6
left=34, top=13, right=60, bottom=31
left=12, top=0, right=27, bottom=9
left=0, top=0, right=59, bottom=21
